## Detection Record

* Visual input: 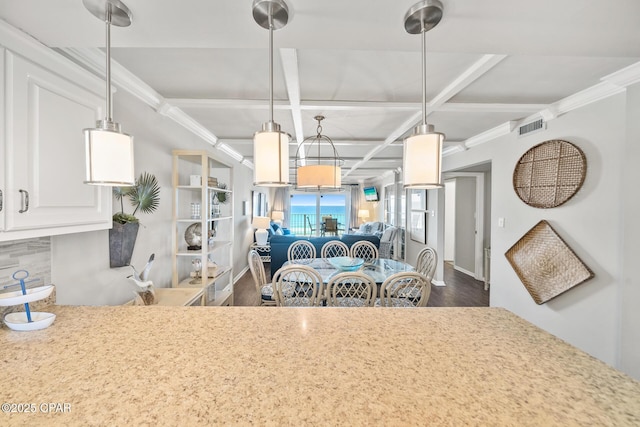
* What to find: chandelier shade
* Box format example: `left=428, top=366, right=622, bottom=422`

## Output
left=252, top=0, right=291, bottom=187
left=295, top=115, right=344, bottom=192
left=84, top=127, right=134, bottom=185
left=83, top=0, right=135, bottom=186
left=253, top=123, right=290, bottom=187
left=403, top=0, right=445, bottom=189
left=403, top=125, right=444, bottom=189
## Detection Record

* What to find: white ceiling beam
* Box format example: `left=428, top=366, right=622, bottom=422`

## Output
left=345, top=54, right=507, bottom=177
left=168, top=98, right=544, bottom=114
left=280, top=48, right=304, bottom=145
left=429, top=54, right=508, bottom=109
left=169, top=98, right=291, bottom=110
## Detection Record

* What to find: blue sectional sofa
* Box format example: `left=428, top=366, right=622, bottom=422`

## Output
left=269, top=234, right=380, bottom=276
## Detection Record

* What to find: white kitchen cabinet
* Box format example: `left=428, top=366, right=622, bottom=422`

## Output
left=172, top=150, right=234, bottom=306
left=0, top=23, right=112, bottom=241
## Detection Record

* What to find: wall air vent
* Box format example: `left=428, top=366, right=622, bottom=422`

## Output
left=518, top=119, right=546, bottom=137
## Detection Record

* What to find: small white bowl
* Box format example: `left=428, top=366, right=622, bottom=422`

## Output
left=4, top=312, right=56, bottom=331
left=0, top=285, right=54, bottom=306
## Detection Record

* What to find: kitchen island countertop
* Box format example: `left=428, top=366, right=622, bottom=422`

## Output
left=1, top=305, right=639, bottom=426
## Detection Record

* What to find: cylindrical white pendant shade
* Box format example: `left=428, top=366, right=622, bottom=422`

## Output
left=253, top=129, right=290, bottom=186
left=297, top=165, right=341, bottom=189
left=84, top=128, right=135, bottom=186
left=403, top=131, right=444, bottom=189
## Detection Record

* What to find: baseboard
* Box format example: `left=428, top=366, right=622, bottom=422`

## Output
left=453, top=265, right=476, bottom=278
left=234, top=266, right=249, bottom=284
left=432, top=280, right=446, bottom=287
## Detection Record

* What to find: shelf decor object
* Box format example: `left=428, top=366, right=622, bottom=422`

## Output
left=513, top=139, right=587, bottom=208
left=402, top=0, right=445, bottom=189
left=0, top=270, right=56, bottom=331
left=505, top=220, right=594, bottom=304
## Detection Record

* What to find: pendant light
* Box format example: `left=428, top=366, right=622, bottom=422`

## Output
left=252, top=0, right=291, bottom=187
left=83, top=0, right=135, bottom=186
left=403, top=0, right=445, bottom=189
left=295, top=115, right=344, bottom=192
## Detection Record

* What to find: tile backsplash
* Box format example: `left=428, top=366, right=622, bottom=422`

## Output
left=0, top=237, right=54, bottom=320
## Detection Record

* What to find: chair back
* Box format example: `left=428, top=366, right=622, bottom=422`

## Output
left=326, top=272, right=376, bottom=307
left=325, top=218, right=338, bottom=233
left=272, top=264, right=323, bottom=307
left=379, top=271, right=430, bottom=307
left=416, top=247, right=437, bottom=283
left=306, top=216, right=316, bottom=235
left=378, top=226, right=398, bottom=258
left=288, top=240, right=316, bottom=262
left=321, top=240, right=349, bottom=258
left=350, top=240, right=379, bottom=263
left=248, top=249, right=275, bottom=306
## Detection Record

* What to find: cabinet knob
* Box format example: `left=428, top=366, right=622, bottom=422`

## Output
left=18, top=189, right=29, bottom=213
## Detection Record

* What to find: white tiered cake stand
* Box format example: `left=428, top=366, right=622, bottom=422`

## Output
left=0, top=270, right=55, bottom=331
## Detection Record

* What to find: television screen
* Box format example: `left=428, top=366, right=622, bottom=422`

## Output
left=363, top=186, right=379, bottom=202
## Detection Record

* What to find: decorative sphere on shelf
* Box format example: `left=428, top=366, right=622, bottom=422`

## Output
left=185, top=223, right=202, bottom=249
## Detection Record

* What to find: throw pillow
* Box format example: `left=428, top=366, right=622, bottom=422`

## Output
left=275, top=228, right=284, bottom=235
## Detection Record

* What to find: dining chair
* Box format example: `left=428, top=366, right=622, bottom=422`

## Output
left=288, top=240, right=316, bottom=263
left=376, top=271, right=431, bottom=307
left=416, top=247, right=437, bottom=283
left=350, top=240, right=379, bottom=263
left=321, top=240, right=349, bottom=258
left=248, top=250, right=275, bottom=306
left=326, top=271, right=376, bottom=307
left=324, top=218, right=338, bottom=236
left=378, top=226, right=398, bottom=259
left=272, top=264, right=323, bottom=307
left=305, top=216, right=316, bottom=236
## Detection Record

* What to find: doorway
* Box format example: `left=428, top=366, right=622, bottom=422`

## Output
left=443, top=165, right=491, bottom=283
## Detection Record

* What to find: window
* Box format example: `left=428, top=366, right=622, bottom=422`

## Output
left=289, top=192, right=348, bottom=236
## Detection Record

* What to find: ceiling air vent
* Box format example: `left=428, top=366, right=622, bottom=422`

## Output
left=518, top=119, right=546, bottom=137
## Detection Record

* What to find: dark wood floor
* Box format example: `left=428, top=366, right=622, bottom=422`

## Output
left=234, top=261, right=489, bottom=307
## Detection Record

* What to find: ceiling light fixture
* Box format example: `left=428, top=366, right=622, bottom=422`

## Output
left=83, top=0, right=135, bottom=186
left=252, top=0, right=291, bottom=187
left=295, top=115, right=344, bottom=192
left=403, top=0, right=445, bottom=189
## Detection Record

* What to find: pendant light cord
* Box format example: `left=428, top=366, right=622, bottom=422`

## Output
left=104, top=3, right=113, bottom=122
left=421, top=24, right=427, bottom=126
left=268, top=13, right=274, bottom=123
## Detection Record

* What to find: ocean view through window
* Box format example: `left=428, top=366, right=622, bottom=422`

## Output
left=290, top=193, right=348, bottom=236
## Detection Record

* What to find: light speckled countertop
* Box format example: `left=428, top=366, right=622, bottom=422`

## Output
left=1, top=306, right=639, bottom=426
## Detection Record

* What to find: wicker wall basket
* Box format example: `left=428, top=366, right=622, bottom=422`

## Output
left=513, top=139, right=586, bottom=208
left=505, top=220, right=594, bottom=304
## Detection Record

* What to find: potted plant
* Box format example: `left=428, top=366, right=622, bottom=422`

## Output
left=211, top=182, right=229, bottom=218
left=110, top=172, right=160, bottom=268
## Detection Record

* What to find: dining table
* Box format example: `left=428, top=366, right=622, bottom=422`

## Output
left=283, top=257, right=414, bottom=284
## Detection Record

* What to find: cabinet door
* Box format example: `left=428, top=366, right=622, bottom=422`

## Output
left=4, top=52, right=111, bottom=232
left=0, top=48, right=5, bottom=232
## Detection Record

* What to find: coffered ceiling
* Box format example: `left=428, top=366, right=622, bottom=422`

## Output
left=1, top=0, right=639, bottom=184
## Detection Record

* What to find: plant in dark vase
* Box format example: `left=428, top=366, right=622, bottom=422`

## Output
left=110, top=172, right=160, bottom=268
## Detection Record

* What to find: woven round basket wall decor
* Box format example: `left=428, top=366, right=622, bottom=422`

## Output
left=512, top=139, right=586, bottom=208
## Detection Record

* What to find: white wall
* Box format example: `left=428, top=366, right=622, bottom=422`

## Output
left=443, top=92, right=635, bottom=375
left=620, top=83, right=640, bottom=378
left=444, top=180, right=456, bottom=261
left=51, top=89, right=254, bottom=305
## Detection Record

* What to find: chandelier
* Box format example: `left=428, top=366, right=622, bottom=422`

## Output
left=295, top=115, right=344, bottom=192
